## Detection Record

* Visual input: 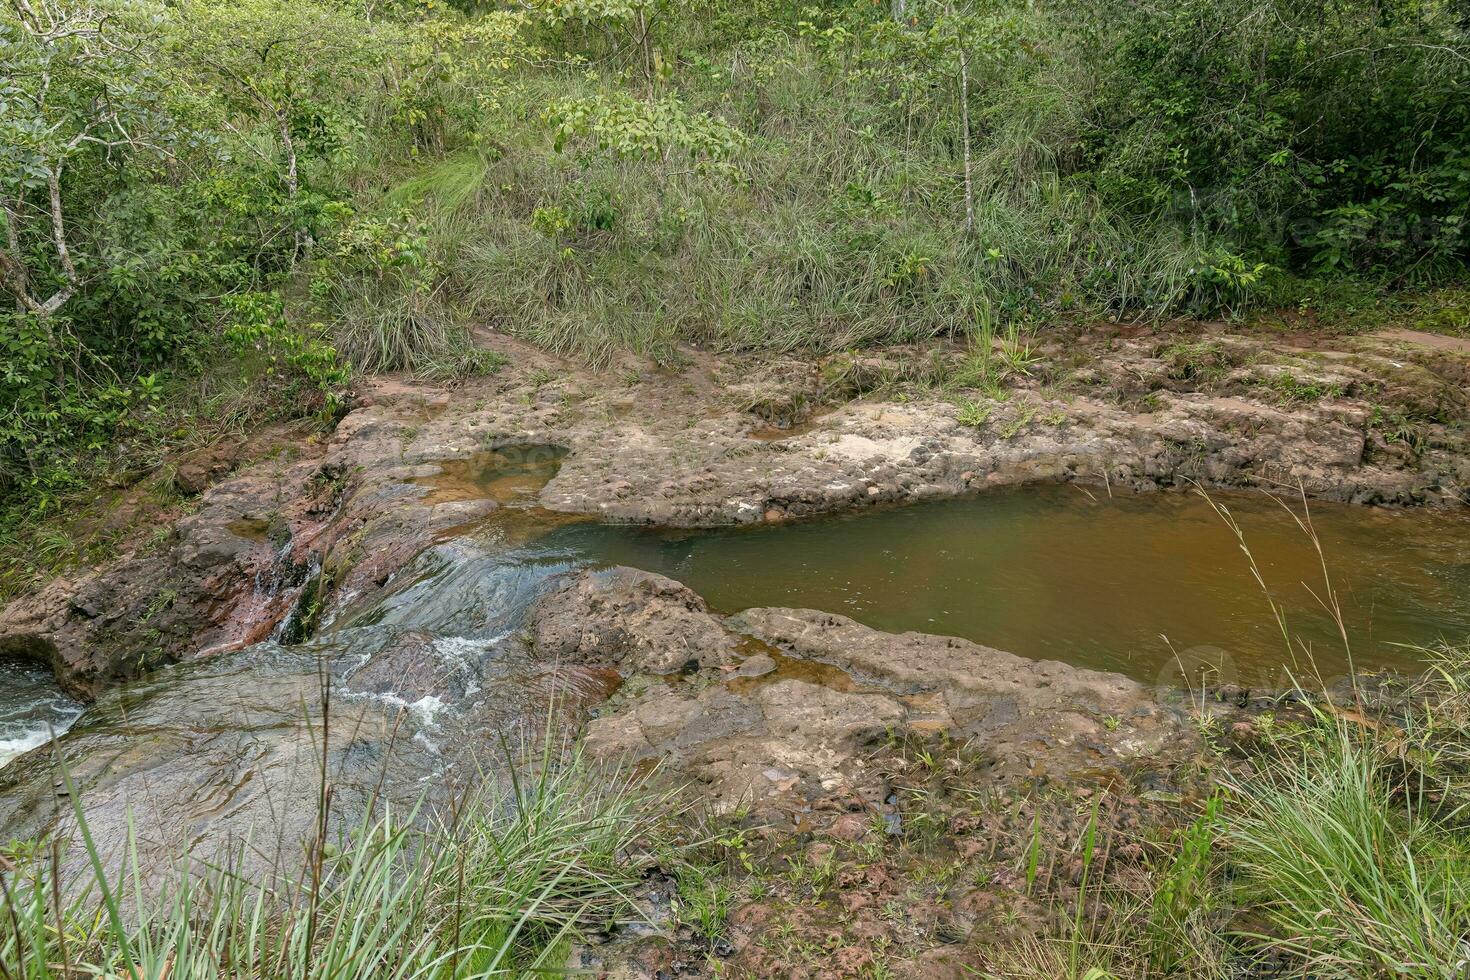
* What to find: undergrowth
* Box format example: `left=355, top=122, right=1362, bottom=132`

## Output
left=5, top=0, right=1468, bottom=520
left=0, top=744, right=675, bottom=978
left=989, top=491, right=1470, bottom=978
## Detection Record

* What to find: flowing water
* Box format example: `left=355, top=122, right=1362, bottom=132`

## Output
left=0, top=655, right=83, bottom=769
left=5, top=459, right=1470, bottom=773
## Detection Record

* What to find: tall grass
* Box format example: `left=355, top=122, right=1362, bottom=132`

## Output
left=302, top=0, right=1468, bottom=370
left=1224, top=709, right=1470, bottom=977
left=0, top=746, right=672, bottom=978
left=316, top=30, right=1217, bottom=368
left=989, top=489, right=1470, bottom=978
left=991, top=670, right=1470, bottom=980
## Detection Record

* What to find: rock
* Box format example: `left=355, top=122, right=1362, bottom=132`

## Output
left=0, top=638, right=451, bottom=887
left=171, top=443, right=242, bottom=496
left=1229, top=719, right=1259, bottom=744
left=7, top=329, right=1468, bottom=698
left=895, top=946, right=983, bottom=980
left=826, top=812, right=871, bottom=841
left=529, top=568, right=737, bottom=674
left=833, top=946, right=874, bottom=974
left=550, top=569, right=1195, bottom=811
left=735, top=652, right=776, bottom=677
left=0, top=566, right=618, bottom=890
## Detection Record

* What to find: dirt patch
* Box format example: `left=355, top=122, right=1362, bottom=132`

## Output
left=1374, top=327, right=1470, bottom=354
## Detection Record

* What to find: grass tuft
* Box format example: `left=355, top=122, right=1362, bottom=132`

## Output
left=0, top=745, right=674, bottom=978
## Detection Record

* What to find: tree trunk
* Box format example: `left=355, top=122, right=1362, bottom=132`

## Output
left=957, top=40, right=974, bottom=237
left=278, top=113, right=313, bottom=259
left=0, top=170, right=78, bottom=322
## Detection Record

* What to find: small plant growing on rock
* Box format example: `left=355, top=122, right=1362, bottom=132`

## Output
left=1252, top=370, right=1346, bottom=405
left=999, top=403, right=1039, bottom=439
left=998, top=330, right=1041, bottom=378
left=1157, top=340, right=1237, bottom=384
left=955, top=399, right=993, bottom=428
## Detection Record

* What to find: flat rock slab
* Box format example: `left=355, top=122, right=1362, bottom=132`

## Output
left=535, top=569, right=1194, bottom=816
left=1373, top=328, right=1470, bottom=355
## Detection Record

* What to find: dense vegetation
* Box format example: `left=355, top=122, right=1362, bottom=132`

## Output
left=2, top=0, right=1467, bottom=513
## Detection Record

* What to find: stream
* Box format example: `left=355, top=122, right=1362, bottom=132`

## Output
left=0, top=655, right=83, bottom=769
left=4, top=465, right=1470, bottom=770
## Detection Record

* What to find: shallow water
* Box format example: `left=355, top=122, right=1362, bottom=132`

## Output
left=7, top=472, right=1470, bottom=775
left=517, top=486, right=1470, bottom=688
left=410, top=445, right=568, bottom=506
left=0, top=656, right=83, bottom=768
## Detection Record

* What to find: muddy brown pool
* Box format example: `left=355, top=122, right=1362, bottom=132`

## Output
left=5, top=482, right=1468, bottom=772
left=520, top=486, right=1470, bottom=688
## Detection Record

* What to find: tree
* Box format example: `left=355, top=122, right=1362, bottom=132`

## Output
left=172, top=0, right=386, bottom=259
left=0, top=0, right=170, bottom=321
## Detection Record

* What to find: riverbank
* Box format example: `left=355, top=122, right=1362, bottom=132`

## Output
left=2, top=320, right=1466, bottom=700
left=0, top=321, right=1468, bottom=977
left=3, top=581, right=1467, bottom=977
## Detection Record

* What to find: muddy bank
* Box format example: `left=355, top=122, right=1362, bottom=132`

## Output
left=2, top=324, right=1466, bottom=700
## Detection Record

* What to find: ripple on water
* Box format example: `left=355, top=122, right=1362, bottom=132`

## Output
left=0, top=655, right=83, bottom=769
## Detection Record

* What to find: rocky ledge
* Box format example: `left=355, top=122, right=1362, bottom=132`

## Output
left=533, top=569, right=1197, bottom=827
left=2, top=325, right=1466, bottom=699
left=0, top=566, right=1200, bottom=899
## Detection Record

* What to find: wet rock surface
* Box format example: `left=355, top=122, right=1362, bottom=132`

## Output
left=0, top=525, right=605, bottom=864
left=0, top=555, right=1188, bottom=890
left=0, top=324, right=1465, bottom=974
left=530, top=567, right=740, bottom=675
left=0, top=571, right=617, bottom=884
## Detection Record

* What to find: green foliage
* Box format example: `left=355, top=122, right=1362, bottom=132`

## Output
left=674, top=862, right=737, bottom=944
left=0, top=0, right=529, bottom=513
left=1251, top=370, right=1346, bottom=405
left=1157, top=341, right=1237, bottom=383
left=954, top=398, right=992, bottom=428
left=1085, top=0, right=1470, bottom=278
left=311, top=208, right=456, bottom=374
left=0, top=745, right=675, bottom=978
left=1226, top=716, right=1470, bottom=977
left=221, top=292, right=350, bottom=417
left=546, top=92, right=745, bottom=175
left=2, top=0, right=1467, bottom=517
left=1146, top=796, right=1221, bottom=975
left=526, top=0, right=649, bottom=28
